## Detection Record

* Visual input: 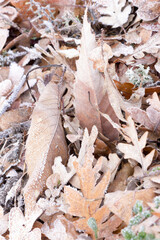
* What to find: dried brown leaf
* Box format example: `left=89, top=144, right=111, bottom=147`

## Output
left=74, top=9, right=119, bottom=141
left=24, top=80, right=68, bottom=216
left=127, top=106, right=160, bottom=135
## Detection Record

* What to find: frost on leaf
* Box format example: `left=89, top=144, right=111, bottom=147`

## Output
left=0, top=29, right=9, bottom=51
left=9, top=207, right=42, bottom=240
left=105, top=188, right=155, bottom=224
left=118, top=116, right=155, bottom=172
left=74, top=9, right=119, bottom=141
left=64, top=126, right=111, bottom=238
left=0, top=206, right=8, bottom=235
left=41, top=217, right=77, bottom=240
left=127, top=92, right=160, bottom=135
left=93, top=0, right=131, bottom=28
left=130, top=0, right=160, bottom=21
left=24, top=79, right=68, bottom=216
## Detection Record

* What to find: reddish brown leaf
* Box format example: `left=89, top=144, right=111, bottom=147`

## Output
left=74, top=9, right=119, bottom=141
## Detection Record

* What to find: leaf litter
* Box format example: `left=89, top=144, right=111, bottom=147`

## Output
left=0, top=0, right=160, bottom=239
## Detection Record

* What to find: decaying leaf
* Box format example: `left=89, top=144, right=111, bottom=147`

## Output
left=105, top=188, right=155, bottom=224
left=74, top=9, right=119, bottom=141
left=118, top=116, right=155, bottom=172
left=130, top=0, right=160, bottom=21
left=64, top=127, right=111, bottom=238
left=99, top=214, right=122, bottom=239
left=24, top=78, right=68, bottom=216
left=127, top=106, right=160, bottom=135
left=93, top=0, right=131, bottom=28
left=147, top=92, right=160, bottom=112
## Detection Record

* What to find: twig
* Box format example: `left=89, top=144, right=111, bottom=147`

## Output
left=0, top=75, right=26, bottom=117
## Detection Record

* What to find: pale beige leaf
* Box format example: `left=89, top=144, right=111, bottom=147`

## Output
left=41, top=219, right=75, bottom=240
left=112, top=42, right=134, bottom=57
left=0, top=79, right=12, bottom=96
left=118, top=116, right=155, bottom=172
left=0, top=206, right=8, bottom=235
left=93, top=0, right=131, bottom=28
left=24, top=228, right=41, bottom=240
left=9, top=207, right=42, bottom=240
left=101, top=153, right=121, bottom=182
left=57, top=48, right=79, bottom=59
left=24, top=80, right=68, bottom=216
left=133, top=32, right=160, bottom=58
left=8, top=62, right=24, bottom=86
left=74, top=9, right=119, bottom=140
left=0, top=29, right=9, bottom=51
left=130, top=0, right=160, bottom=21
left=147, top=92, right=160, bottom=112
left=127, top=106, right=160, bottom=135
left=89, top=43, right=113, bottom=72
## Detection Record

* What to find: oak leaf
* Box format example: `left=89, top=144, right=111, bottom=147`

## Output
left=9, top=207, right=42, bottom=240
left=118, top=116, right=155, bottom=172
left=64, top=127, right=111, bottom=238
left=93, top=0, right=131, bottom=28
left=24, top=79, right=68, bottom=216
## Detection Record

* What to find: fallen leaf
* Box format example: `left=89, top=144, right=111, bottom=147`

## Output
left=130, top=0, right=160, bottom=21
left=147, top=92, right=160, bottom=112
left=74, top=9, right=119, bottom=140
left=0, top=206, right=8, bottom=235
left=9, top=207, right=42, bottom=240
left=112, top=42, right=134, bottom=57
left=0, top=79, right=12, bottom=97
left=127, top=106, right=160, bottom=135
left=41, top=215, right=78, bottom=240
left=99, top=214, right=122, bottom=239
left=93, top=0, right=131, bottom=28
left=0, top=107, right=32, bottom=130
left=0, top=29, right=9, bottom=51
left=23, top=78, right=68, bottom=216
left=64, top=127, right=111, bottom=238
left=105, top=188, right=155, bottom=224
left=108, top=162, right=134, bottom=192
left=118, top=116, right=155, bottom=172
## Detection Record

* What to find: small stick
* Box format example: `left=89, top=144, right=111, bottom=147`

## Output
left=0, top=75, right=26, bottom=117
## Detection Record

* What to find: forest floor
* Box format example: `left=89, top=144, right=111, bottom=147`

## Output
left=0, top=0, right=160, bottom=239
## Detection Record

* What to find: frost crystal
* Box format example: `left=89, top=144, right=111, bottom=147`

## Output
left=0, top=50, right=26, bottom=66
